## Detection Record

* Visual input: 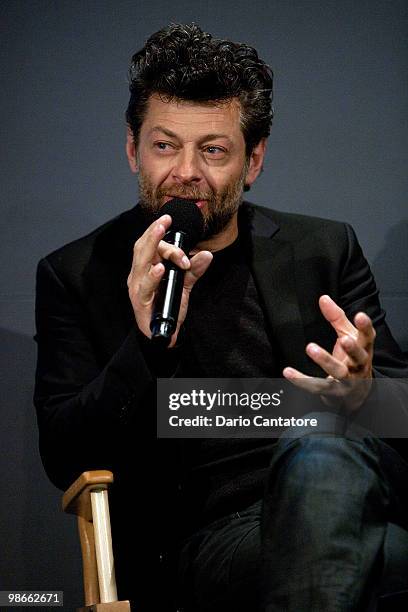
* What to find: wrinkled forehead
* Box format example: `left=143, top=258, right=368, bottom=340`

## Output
left=140, top=94, right=245, bottom=142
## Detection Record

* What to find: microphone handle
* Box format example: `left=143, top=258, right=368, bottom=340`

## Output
left=150, top=231, right=187, bottom=345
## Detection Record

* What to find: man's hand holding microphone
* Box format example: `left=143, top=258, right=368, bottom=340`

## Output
left=127, top=199, right=212, bottom=348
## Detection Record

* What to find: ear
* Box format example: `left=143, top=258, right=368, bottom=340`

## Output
left=245, top=138, right=267, bottom=187
left=126, top=125, right=138, bottom=173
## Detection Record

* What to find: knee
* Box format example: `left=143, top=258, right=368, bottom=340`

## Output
left=269, top=435, right=383, bottom=492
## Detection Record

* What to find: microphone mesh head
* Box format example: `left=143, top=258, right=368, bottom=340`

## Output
left=158, top=198, right=205, bottom=250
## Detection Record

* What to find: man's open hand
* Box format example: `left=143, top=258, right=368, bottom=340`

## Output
left=127, top=214, right=213, bottom=347
left=283, top=295, right=376, bottom=411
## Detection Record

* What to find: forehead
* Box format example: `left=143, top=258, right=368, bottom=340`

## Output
left=140, top=95, right=244, bottom=141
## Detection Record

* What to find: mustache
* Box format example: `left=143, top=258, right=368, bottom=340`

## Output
left=156, top=185, right=214, bottom=201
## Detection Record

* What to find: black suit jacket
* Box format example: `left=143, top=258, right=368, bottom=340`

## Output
left=34, top=202, right=408, bottom=480
left=34, top=202, right=408, bottom=602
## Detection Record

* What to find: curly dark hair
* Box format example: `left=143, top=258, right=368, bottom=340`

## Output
left=126, top=23, right=273, bottom=155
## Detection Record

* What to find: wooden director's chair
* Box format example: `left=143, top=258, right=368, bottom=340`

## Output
left=62, top=470, right=131, bottom=612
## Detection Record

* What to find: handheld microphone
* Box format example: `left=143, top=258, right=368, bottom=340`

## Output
left=150, top=198, right=204, bottom=346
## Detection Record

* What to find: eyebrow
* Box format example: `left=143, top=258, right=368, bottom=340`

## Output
left=149, top=126, right=232, bottom=144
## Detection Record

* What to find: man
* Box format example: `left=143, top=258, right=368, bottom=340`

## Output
left=34, top=24, right=408, bottom=611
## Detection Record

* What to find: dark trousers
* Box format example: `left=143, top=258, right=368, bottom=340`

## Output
left=176, top=416, right=408, bottom=611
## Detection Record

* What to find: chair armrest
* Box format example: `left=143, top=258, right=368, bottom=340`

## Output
left=62, top=470, right=127, bottom=609
left=62, top=470, right=114, bottom=519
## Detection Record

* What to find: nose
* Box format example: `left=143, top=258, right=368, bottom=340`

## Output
left=172, top=148, right=202, bottom=184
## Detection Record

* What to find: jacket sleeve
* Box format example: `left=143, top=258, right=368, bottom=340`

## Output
left=336, top=223, right=408, bottom=376
left=337, top=223, right=408, bottom=436
left=34, top=256, right=163, bottom=490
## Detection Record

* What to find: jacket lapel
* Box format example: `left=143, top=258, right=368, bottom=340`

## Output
left=248, top=206, right=311, bottom=374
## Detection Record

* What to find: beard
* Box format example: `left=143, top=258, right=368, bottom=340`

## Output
left=138, top=163, right=248, bottom=240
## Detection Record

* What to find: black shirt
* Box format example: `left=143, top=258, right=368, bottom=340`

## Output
left=175, top=231, right=280, bottom=529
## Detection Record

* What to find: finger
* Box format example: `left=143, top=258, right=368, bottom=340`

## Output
left=284, top=367, right=371, bottom=410
left=319, top=295, right=356, bottom=337
left=132, top=216, right=172, bottom=273
left=184, top=251, right=213, bottom=291
left=353, top=312, right=376, bottom=350
left=157, top=240, right=191, bottom=270
left=137, top=262, right=165, bottom=305
left=283, top=367, right=346, bottom=396
left=339, top=335, right=369, bottom=371
left=306, top=343, right=349, bottom=379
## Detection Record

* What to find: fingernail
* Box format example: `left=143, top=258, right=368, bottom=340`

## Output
left=308, top=343, right=319, bottom=354
left=182, top=255, right=190, bottom=268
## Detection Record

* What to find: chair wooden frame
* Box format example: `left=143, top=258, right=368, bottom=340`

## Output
left=62, top=470, right=131, bottom=612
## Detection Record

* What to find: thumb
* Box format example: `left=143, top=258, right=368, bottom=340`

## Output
left=184, top=251, right=213, bottom=291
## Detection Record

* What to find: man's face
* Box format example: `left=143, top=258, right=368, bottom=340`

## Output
left=126, top=95, right=265, bottom=240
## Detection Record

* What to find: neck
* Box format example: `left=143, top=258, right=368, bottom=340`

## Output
left=191, top=213, right=239, bottom=254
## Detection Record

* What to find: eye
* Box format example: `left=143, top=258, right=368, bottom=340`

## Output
left=153, top=141, right=174, bottom=152
left=203, top=145, right=227, bottom=158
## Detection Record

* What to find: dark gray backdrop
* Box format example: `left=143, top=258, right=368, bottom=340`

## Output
left=1, top=1, right=407, bottom=609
